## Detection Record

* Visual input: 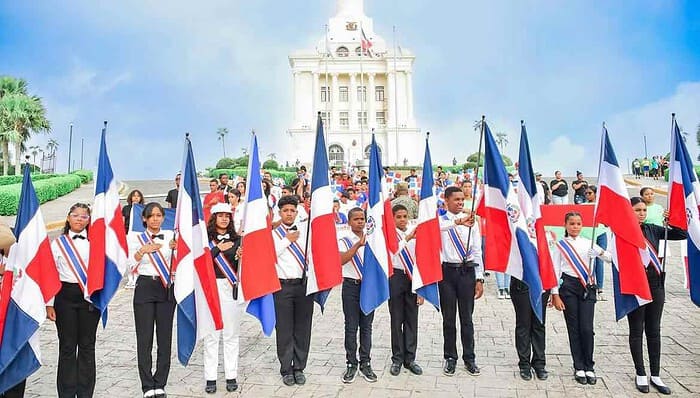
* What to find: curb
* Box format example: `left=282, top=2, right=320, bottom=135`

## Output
left=624, top=178, right=667, bottom=196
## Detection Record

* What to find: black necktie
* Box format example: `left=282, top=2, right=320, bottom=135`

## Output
left=151, top=234, right=164, bottom=240
left=217, top=234, right=230, bottom=241
left=73, top=234, right=86, bottom=240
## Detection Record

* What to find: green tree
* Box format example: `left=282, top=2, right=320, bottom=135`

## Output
left=46, top=138, right=59, bottom=173
left=263, top=159, right=279, bottom=170
left=216, top=127, right=228, bottom=158
left=29, top=144, right=40, bottom=169
left=466, top=152, right=513, bottom=167
left=216, top=157, right=236, bottom=169
left=0, top=76, right=51, bottom=175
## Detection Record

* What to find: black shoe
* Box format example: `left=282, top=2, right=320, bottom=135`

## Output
left=342, top=364, right=357, bottom=384
left=359, top=363, right=378, bottom=382
left=294, top=371, right=306, bottom=385
left=465, top=362, right=481, bottom=376
left=586, top=372, right=597, bottom=385
left=443, top=359, right=456, bottom=376
left=534, top=368, right=548, bottom=381
left=282, top=374, right=296, bottom=386
left=574, top=371, right=587, bottom=385
left=519, top=368, right=532, bottom=381
left=390, top=362, right=401, bottom=376
left=405, top=362, right=423, bottom=375
left=650, top=380, right=671, bottom=395
left=225, top=379, right=238, bottom=392
left=204, top=380, right=216, bottom=394
left=635, top=379, right=649, bottom=394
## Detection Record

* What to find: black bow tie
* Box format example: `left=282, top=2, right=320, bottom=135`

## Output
left=72, top=234, right=86, bottom=240
left=151, top=234, right=164, bottom=240
left=217, top=234, right=230, bottom=241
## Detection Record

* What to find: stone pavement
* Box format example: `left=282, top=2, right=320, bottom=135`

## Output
left=12, top=178, right=700, bottom=397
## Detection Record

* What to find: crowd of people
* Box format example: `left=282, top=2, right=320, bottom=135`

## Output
left=0, top=165, right=681, bottom=398
left=632, top=156, right=668, bottom=180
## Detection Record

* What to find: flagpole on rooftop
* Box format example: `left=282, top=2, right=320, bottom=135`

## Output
left=466, top=115, right=485, bottom=250
left=662, top=114, right=675, bottom=272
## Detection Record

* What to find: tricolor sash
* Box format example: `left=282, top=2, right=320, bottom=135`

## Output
left=209, top=241, right=238, bottom=285
left=556, top=239, right=594, bottom=287
left=341, top=237, right=363, bottom=279
left=442, top=215, right=471, bottom=260
left=56, top=234, right=88, bottom=294
left=396, top=233, right=415, bottom=280
left=645, top=238, right=662, bottom=275
left=274, top=226, right=306, bottom=272
left=137, top=232, right=171, bottom=288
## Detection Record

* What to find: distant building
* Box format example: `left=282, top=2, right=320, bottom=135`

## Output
left=287, top=0, right=421, bottom=167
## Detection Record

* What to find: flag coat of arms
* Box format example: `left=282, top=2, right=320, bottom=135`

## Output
left=0, top=164, right=61, bottom=393
left=306, top=114, right=342, bottom=310
left=173, top=135, right=224, bottom=365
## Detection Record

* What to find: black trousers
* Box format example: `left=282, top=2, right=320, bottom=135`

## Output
left=133, top=276, right=175, bottom=393
left=342, top=279, right=374, bottom=365
left=560, top=274, right=596, bottom=371
left=628, top=269, right=665, bottom=376
left=273, top=279, right=314, bottom=376
left=0, top=380, right=25, bottom=398
left=438, top=265, right=476, bottom=363
left=388, top=269, right=419, bottom=365
left=510, top=278, right=549, bottom=372
left=54, top=282, right=100, bottom=398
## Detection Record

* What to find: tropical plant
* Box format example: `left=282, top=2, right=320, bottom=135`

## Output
left=495, top=132, right=509, bottom=150
left=216, top=127, right=229, bottom=158
left=267, top=152, right=277, bottom=161
left=46, top=138, right=59, bottom=173
left=29, top=145, right=40, bottom=169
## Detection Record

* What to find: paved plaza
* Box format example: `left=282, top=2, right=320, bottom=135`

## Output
left=13, top=178, right=700, bottom=397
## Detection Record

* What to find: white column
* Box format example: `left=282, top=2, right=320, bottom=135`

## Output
left=367, top=73, right=375, bottom=130
left=405, top=71, right=414, bottom=127
left=386, top=71, right=396, bottom=128
left=349, top=73, right=357, bottom=130
left=331, top=73, right=339, bottom=129
left=293, top=71, right=301, bottom=127
left=312, top=72, right=319, bottom=124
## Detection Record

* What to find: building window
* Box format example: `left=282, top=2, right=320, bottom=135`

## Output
left=364, top=144, right=382, bottom=160
left=321, top=86, right=331, bottom=102
left=339, top=112, right=349, bottom=128
left=320, top=111, right=330, bottom=127
left=376, top=111, right=386, bottom=126
left=339, top=86, right=349, bottom=102
left=375, top=86, right=385, bottom=101
left=336, top=46, right=349, bottom=57
left=328, top=144, right=344, bottom=166
left=356, top=86, right=366, bottom=102
left=357, top=111, right=367, bottom=127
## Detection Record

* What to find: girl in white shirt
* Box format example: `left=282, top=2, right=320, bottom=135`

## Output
left=551, top=211, right=611, bottom=386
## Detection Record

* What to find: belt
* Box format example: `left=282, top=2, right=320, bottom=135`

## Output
left=343, top=277, right=361, bottom=285
left=392, top=268, right=405, bottom=274
left=442, top=261, right=474, bottom=268
left=279, top=278, right=305, bottom=285
left=138, top=275, right=161, bottom=281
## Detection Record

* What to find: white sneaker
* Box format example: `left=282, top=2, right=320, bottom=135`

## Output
left=143, top=390, right=156, bottom=398
left=505, top=290, right=511, bottom=299
left=497, top=289, right=505, bottom=299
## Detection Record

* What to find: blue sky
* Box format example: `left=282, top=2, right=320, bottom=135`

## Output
left=1, top=0, right=699, bottom=179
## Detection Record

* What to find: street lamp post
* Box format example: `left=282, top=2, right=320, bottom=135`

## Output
left=80, top=138, right=84, bottom=170
left=68, top=123, right=73, bottom=173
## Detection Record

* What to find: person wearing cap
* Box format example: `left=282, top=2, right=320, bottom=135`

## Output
left=571, top=172, right=589, bottom=205
left=202, top=203, right=243, bottom=394
left=271, top=195, right=314, bottom=386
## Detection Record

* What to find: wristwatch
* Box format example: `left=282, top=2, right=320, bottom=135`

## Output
left=476, top=278, right=485, bottom=284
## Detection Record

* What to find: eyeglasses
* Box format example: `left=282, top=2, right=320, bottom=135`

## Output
left=70, top=214, right=90, bottom=221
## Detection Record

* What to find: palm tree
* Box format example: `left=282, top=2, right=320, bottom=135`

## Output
left=29, top=145, right=40, bottom=169
left=0, top=76, right=28, bottom=175
left=241, top=147, right=248, bottom=156
left=268, top=152, right=277, bottom=161
left=495, top=131, right=509, bottom=150
left=46, top=138, right=58, bottom=173
left=216, top=127, right=229, bottom=157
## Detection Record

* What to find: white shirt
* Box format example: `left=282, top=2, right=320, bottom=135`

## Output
left=51, top=230, right=90, bottom=284
left=338, top=232, right=364, bottom=279
left=550, top=235, right=610, bottom=294
left=391, top=227, right=416, bottom=271
left=127, top=229, right=175, bottom=277
left=439, top=211, right=484, bottom=279
left=272, top=221, right=308, bottom=279
left=232, top=203, right=244, bottom=234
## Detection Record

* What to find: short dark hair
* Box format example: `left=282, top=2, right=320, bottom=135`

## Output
left=347, top=207, right=365, bottom=220
left=392, top=204, right=408, bottom=214
left=445, top=186, right=462, bottom=199
left=640, top=187, right=653, bottom=196
left=210, top=178, right=218, bottom=184
left=282, top=185, right=294, bottom=193
left=218, top=173, right=228, bottom=179
left=278, top=195, right=299, bottom=209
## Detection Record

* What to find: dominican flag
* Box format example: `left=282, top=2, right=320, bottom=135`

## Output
left=413, top=136, right=442, bottom=309
left=667, top=116, right=700, bottom=306
left=307, top=114, right=342, bottom=310
left=87, top=123, right=128, bottom=327
left=360, top=27, right=373, bottom=57
left=477, top=122, right=545, bottom=320
left=0, top=164, right=61, bottom=393
left=595, top=126, right=651, bottom=320
left=240, top=134, right=280, bottom=336
left=360, top=134, right=394, bottom=314
left=173, top=135, right=224, bottom=365
left=517, top=122, right=557, bottom=292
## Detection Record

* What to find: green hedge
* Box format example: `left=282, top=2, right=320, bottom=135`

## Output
left=71, top=169, right=94, bottom=183
left=663, top=166, right=700, bottom=181
left=0, top=174, right=82, bottom=215
left=0, top=173, right=60, bottom=186
left=209, top=168, right=297, bottom=185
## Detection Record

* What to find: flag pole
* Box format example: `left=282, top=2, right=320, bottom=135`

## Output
left=324, top=24, right=330, bottom=141
left=662, top=113, right=675, bottom=272
left=466, top=115, right=485, bottom=250
left=359, top=22, right=365, bottom=166
left=393, top=25, right=399, bottom=166
left=303, top=114, right=322, bottom=277
left=588, top=122, right=607, bottom=286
